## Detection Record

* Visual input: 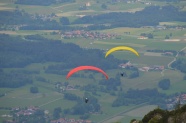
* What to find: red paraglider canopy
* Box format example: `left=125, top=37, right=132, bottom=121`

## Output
left=66, top=66, right=109, bottom=80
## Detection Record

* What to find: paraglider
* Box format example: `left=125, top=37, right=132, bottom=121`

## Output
left=66, top=66, right=109, bottom=80
left=105, top=46, right=139, bottom=58
left=120, top=72, right=127, bottom=77
left=85, top=98, right=89, bottom=103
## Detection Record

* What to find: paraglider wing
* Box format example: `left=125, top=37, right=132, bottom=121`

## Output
left=105, top=46, right=139, bottom=58
left=66, top=66, right=109, bottom=79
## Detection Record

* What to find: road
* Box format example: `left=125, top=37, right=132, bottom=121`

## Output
left=39, top=97, right=63, bottom=107
left=161, top=46, right=186, bottom=76
left=167, top=46, right=186, bottom=69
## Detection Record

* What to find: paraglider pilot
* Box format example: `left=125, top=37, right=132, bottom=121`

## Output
left=85, top=98, right=89, bottom=103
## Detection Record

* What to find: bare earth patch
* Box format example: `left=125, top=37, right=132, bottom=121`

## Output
left=144, top=52, right=162, bottom=56
left=0, top=31, right=17, bottom=35
left=164, top=39, right=180, bottom=42
left=0, top=7, right=14, bottom=10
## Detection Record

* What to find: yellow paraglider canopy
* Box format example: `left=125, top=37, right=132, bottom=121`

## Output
left=105, top=46, right=139, bottom=58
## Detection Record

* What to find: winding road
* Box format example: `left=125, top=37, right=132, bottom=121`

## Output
left=161, top=46, right=186, bottom=76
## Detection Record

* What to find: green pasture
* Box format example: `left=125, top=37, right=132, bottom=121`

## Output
left=101, top=27, right=153, bottom=36
left=0, top=88, right=13, bottom=94
left=92, top=104, right=135, bottom=122
left=120, top=69, right=184, bottom=91
left=152, top=29, right=186, bottom=39
left=39, top=98, right=76, bottom=113
left=0, top=110, right=11, bottom=123
left=0, top=85, right=62, bottom=107
left=19, top=5, right=56, bottom=14
left=107, top=2, right=146, bottom=11
left=129, top=54, right=173, bottom=66
left=118, top=116, right=141, bottom=123
left=123, top=105, right=157, bottom=118
left=159, top=80, right=186, bottom=95
left=113, top=105, right=157, bottom=123
left=0, top=0, right=13, bottom=3
left=160, top=21, right=186, bottom=26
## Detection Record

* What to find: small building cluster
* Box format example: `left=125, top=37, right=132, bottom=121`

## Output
left=138, top=36, right=148, bottom=39
left=119, top=61, right=133, bottom=68
left=55, top=83, right=76, bottom=92
left=61, top=30, right=118, bottom=40
left=166, top=93, right=186, bottom=110
left=31, top=13, right=57, bottom=21
left=14, top=106, right=39, bottom=116
left=51, top=118, right=92, bottom=123
left=139, top=65, right=164, bottom=72
left=162, top=52, right=174, bottom=56
left=119, top=62, right=164, bottom=72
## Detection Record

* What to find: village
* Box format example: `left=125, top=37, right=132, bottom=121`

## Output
left=119, top=61, right=165, bottom=72
left=61, top=30, right=118, bottom=40
left=166, top=93, right=186, bottom=110
left=2, top=106, right=93, bottom=123
left=55, top=83, right=76, bottom=93
left=51, top=118, right=92, bottom=123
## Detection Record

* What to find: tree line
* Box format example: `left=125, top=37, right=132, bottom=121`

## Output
left=1, top=5, right=186, bottom=31
left=73, top=5, right=186, bottom=28
left=15, top=0, right=75, bottom=6
left=171, top=58, right=186, bottom=73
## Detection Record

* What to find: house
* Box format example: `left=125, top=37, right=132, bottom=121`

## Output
left=119, top=61, right=133, bottom=68
left=66, top=85, right=75, bottom=90
left=138, top=36, right=148, bottom=39
left=163, top=52, right=174, bottom=56
left=139, top=67, right=150, bottom=72
left=85, top=2, right=91, bottom=7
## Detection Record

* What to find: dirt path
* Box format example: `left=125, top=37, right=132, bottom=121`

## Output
left=39, top=97, right=63, bottom=107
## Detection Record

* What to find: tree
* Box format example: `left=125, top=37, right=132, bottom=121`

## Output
left=64, top=82, right=69, bottom=87
left=80, top=113, right=90, bottom=119
left=60, top=17, right=70, bottom=25
left=53, top=107, right=62, bottom=119
left=147, top=33, right=154, bottom=39
left=183, top=75, right=186, bottom=80
left=165, top=35, right=170, bottom=39
left=101, top=4, right=107, bottom=9
left=129, top=71, right=139, bottom=79
left=158, top=79, right=170, bottom=90
left=30, top=86, right=39, bottom=93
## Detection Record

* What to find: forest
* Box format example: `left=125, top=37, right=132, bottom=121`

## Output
left=1, top=5, right=186, bottom=31
left=0, top=34, right=125, bottom=88
left=15, top=0, right=75, bottom=6
left=171, top=58, right=186, bottom=73
left=73, top=5, right=186, bottom=28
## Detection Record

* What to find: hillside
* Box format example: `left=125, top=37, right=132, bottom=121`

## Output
left=130, top=104, right=186, bottom=123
